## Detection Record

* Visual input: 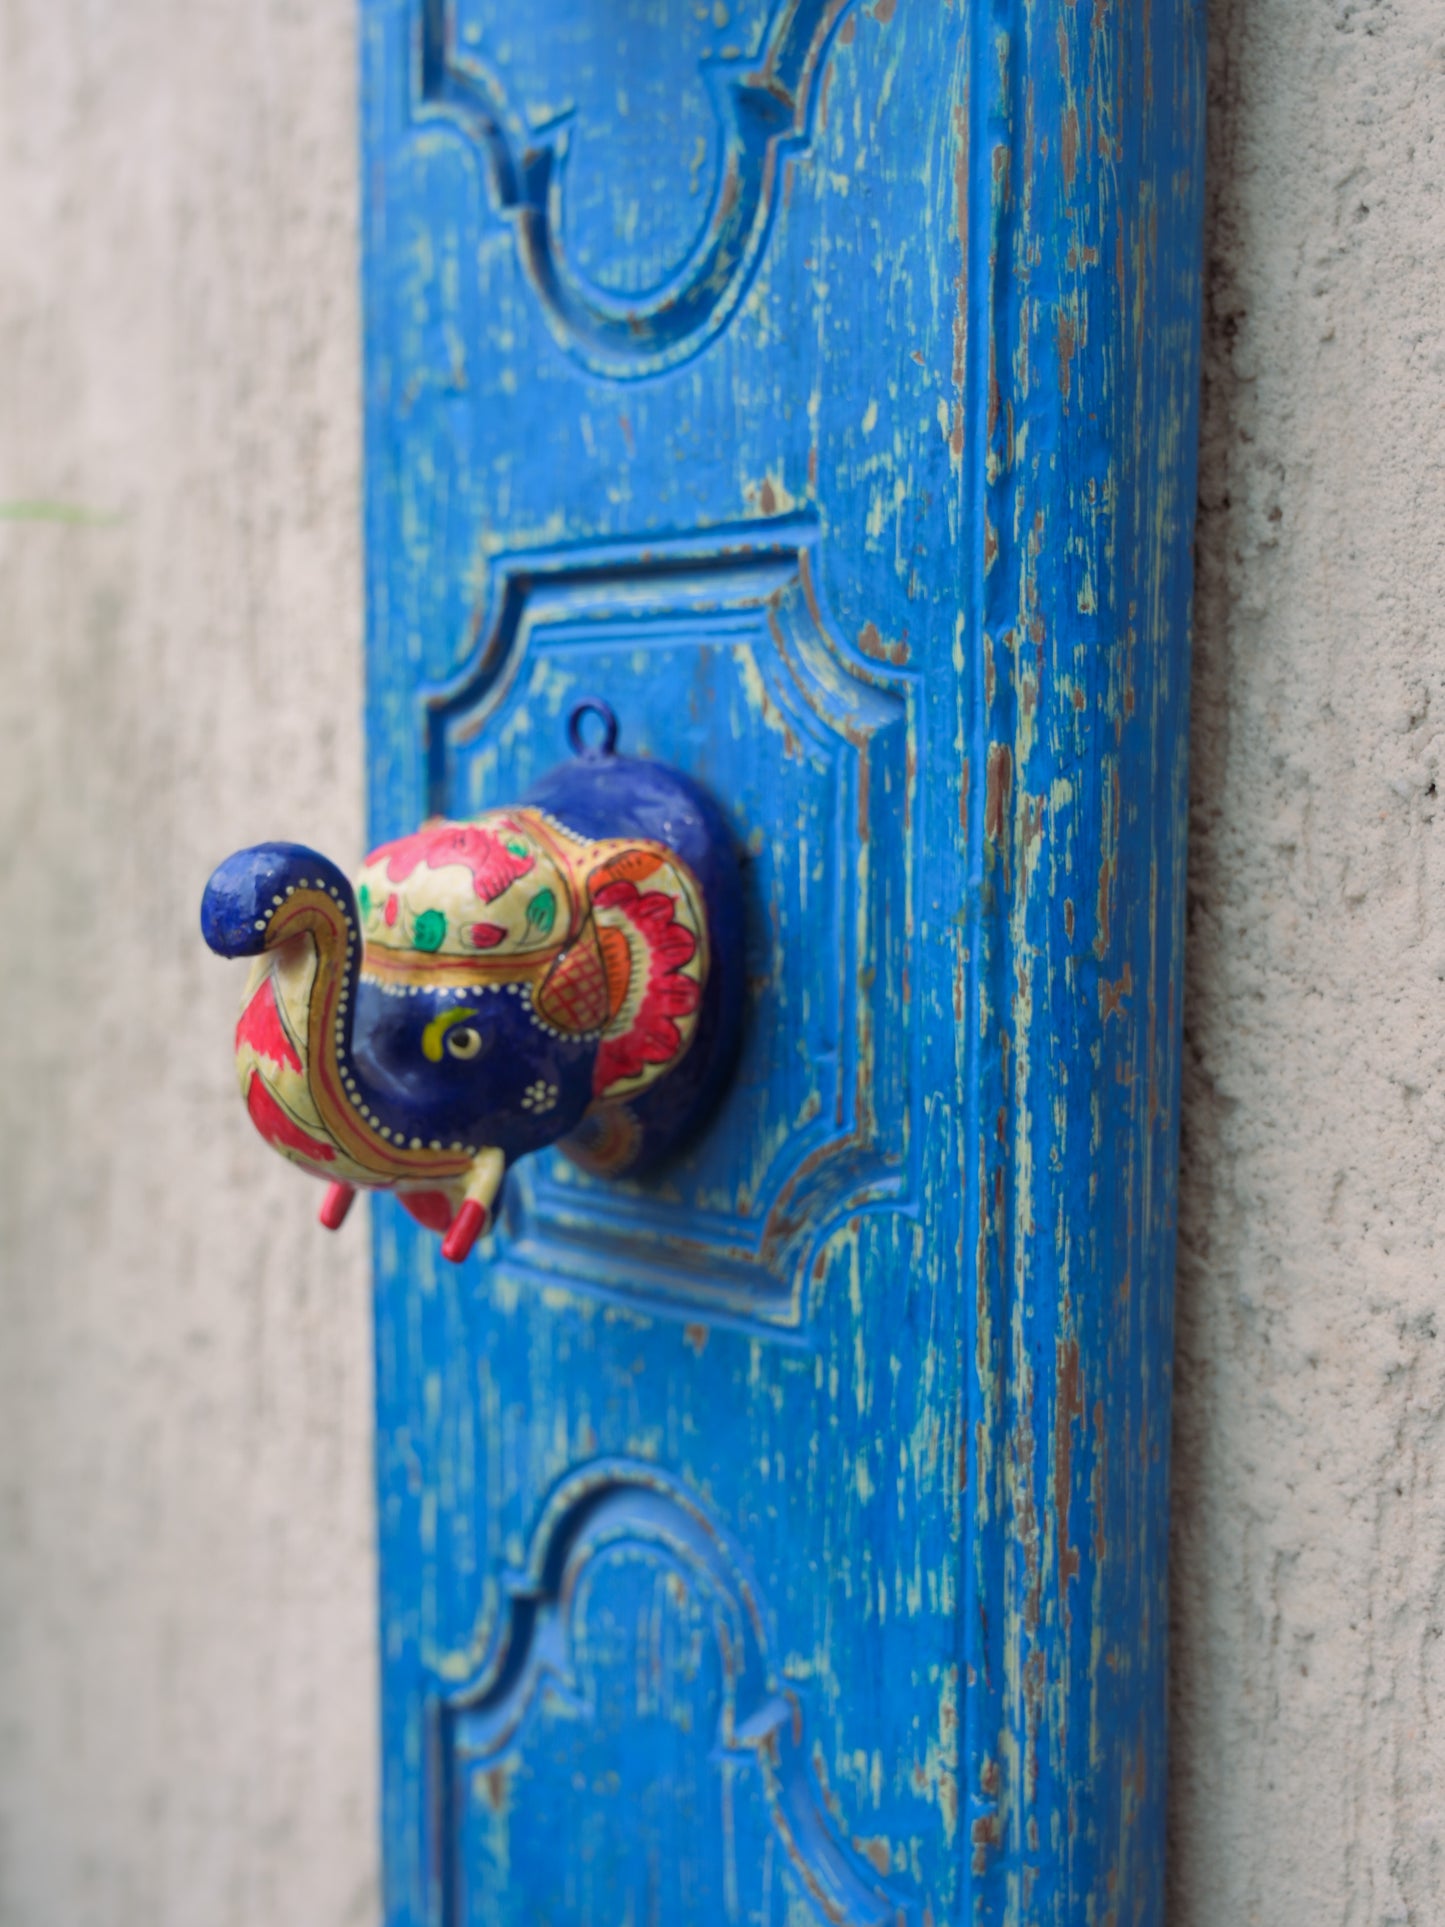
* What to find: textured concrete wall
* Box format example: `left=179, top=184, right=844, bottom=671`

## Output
left=1171, top=3, right=1445, bottom=1922
left=3, top=1, right=1444, bottom=1922
left=0, top=4, right=376, bottom=1923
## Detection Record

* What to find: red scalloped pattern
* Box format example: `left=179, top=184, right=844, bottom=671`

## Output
left=591, top=880, right=700, bottom=1095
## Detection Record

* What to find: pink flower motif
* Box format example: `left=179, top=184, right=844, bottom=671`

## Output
left=368, top=822, right=535, bottom=902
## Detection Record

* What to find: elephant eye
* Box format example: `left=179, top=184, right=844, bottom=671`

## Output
left=445, top=1026, right=484, bottom=1061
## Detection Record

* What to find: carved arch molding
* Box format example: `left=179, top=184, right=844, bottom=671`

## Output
left=414, top=0, right=854, bottom=379
left=429, top=1462, right=912, bottom=1925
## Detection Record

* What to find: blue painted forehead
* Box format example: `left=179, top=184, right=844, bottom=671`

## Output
left=368, top=977, right=600, bottom=1053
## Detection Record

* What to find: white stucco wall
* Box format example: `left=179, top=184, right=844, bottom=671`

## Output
left=0, top=4, right=376, bottom=1922
left=1171, top=5, right=1445, bottom=1923
left=2, top=1, right=1443, bottom=1922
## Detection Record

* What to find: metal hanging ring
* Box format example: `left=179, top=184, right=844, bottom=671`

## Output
left=567, top=699, right=620, bottom=759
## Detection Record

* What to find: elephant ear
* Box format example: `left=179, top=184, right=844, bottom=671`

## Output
left=579, top=844, right=709, bottom=1099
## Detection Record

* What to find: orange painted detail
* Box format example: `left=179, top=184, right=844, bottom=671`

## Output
left=590, top=848, right=663, bottom=887
left=535, top=931, right=611, bottom=1033
left=361, top=948, right=557, bottom=990
left=598, top=924, right=633, bottom=1018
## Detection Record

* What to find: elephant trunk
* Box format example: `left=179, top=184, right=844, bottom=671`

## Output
left=201, top=842, right=499, bottom=1256
left=201, top=841, right=356, bottom=968
left=202, top=841, right=376, bottom=1178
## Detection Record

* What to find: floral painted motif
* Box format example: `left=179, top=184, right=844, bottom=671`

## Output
left=377, top=820, right=536, bottom=899
left=589, top=879, right=702, bottom=1095
left=354, top=810, right=575, bottom=965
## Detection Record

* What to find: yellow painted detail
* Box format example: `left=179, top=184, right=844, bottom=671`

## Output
left=421, top=1004, right=478, bottom=1062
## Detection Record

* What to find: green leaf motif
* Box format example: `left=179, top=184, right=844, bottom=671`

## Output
left=413, top=907, right=447, bottom=953
left=526, top=888, right=556, bottom=937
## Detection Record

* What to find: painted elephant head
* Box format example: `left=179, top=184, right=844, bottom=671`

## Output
left=201, top=732, right=744, bottom=1262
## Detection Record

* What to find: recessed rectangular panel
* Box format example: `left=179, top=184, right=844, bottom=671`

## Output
left=424, top=524, right=916, bottom=1325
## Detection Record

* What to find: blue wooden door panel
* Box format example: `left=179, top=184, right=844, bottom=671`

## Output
left=359, top=0, right=1205, bottom=1920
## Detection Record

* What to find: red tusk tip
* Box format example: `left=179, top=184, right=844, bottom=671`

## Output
left=440, top=1198, right=487, bottom=1265
left=319, top=1181, right=358, bottom=1231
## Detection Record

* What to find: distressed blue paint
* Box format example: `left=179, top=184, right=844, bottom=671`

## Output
left=359, top=0, right=1205, bottom=1917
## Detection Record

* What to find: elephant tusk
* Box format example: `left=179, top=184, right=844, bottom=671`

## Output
left=440, top=1147, right=506, bottom=1264
left=319, top=1181, right=358, bottom=1231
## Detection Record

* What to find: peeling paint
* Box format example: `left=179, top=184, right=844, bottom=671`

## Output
left=360, top=0, right=1203, bottom=1919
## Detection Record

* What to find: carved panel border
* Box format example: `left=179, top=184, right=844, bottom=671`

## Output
left=423, top=517, right=917, bottom=1330
left=427, top=1461, right=914, bottom=1925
